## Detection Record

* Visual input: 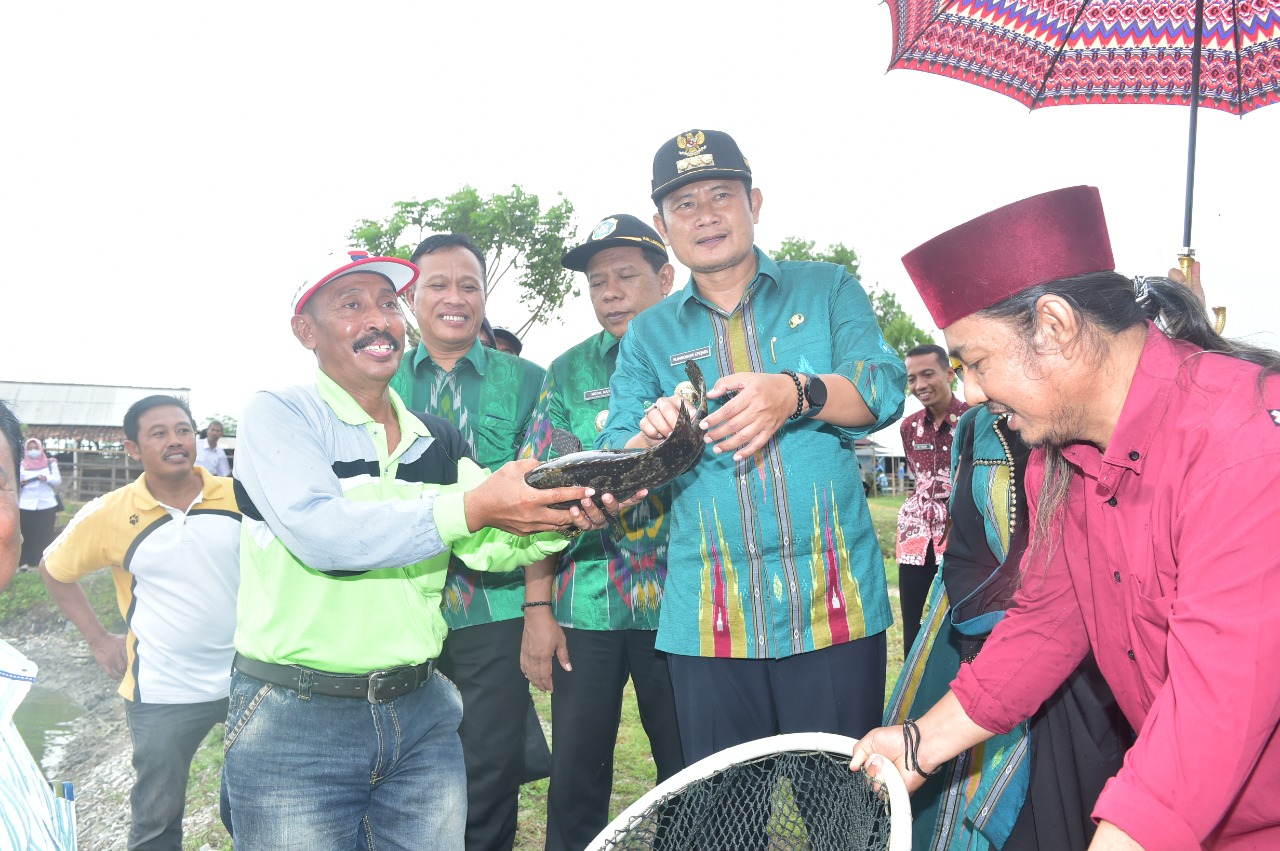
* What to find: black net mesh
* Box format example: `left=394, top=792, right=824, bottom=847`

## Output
left=592, top=750, right=893, bottom=851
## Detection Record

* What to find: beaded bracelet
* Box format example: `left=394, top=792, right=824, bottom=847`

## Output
left=521, top=600, right=552, bottom=611
left=779, top=369, right=804, bottom=420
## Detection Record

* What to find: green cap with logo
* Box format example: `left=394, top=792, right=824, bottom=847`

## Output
left=561, top=213, right=669, bottom=272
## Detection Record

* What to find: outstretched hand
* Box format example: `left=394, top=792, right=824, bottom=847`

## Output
left=464, top=459, right=648, bottom=536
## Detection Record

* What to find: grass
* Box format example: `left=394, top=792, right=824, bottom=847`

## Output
left=13, top=495, right=909, bottom=850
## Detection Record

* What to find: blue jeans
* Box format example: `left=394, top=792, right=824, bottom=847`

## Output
left=122, top=697, right=229, bottom=851
left=222, top=668, right=466, bottom=850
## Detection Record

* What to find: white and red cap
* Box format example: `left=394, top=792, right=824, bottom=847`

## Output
left=291, top=250, right=419, bottom=315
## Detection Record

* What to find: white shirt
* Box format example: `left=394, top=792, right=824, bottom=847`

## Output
left=18, top=459, right=61, bottom=511
left=195, top=438, right=230, bottom=476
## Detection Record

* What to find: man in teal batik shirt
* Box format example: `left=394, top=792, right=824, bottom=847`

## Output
left=389, top=233, right=548, bottom=851
left=520, top=214, right=686, bottom=851
left=600, top=130, right=906, bottom=764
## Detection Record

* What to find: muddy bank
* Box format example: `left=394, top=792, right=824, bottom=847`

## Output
left=8, top=623, right=225, bottom=850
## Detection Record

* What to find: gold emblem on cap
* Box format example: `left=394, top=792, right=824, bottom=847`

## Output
left=676, top=130, right=706, bottom=155
left=675, top=130, right=714, bottom=175
left=594, top=410, right=609, bottom=432
left=789, top=313, right=805, bottom=329
left=591, top=218, right=618, bottom=241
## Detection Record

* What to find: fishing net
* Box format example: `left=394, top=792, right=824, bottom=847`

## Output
left=588, top=746, right=898, bottom=851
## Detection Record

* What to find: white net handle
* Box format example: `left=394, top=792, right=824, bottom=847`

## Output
left=585, top=731, right=912, bottom=851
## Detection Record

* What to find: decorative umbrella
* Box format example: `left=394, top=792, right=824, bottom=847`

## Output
left=885, top=0, right=1280, bottom=289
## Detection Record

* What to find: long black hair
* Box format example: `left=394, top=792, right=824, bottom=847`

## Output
left=980, top=270, right=1280, bottom=554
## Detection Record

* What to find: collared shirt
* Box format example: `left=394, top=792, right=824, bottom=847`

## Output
left=521, top=330, right=669, bottom=631
left=952, top=324, right=1280, bottom=850
left=896, top=396, right=968, bottom=565
left=233, top=369, right=567, bottom=672
left=43, top=467, right=241, bottom=704
left=391, top=339, right=546, bottom=627
left=1, top=640, right=76, bottom=850
left=600, top=248, right=906, bottom=659
left=195, top=438, right=230, bottom=477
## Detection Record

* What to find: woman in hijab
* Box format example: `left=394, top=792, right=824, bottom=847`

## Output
left=18, top=437, right=61, bottom=567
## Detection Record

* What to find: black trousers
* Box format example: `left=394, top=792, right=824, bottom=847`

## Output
left=545, top=628, right=685, bottom=851
left=437, top=618, right=530, bottom=851
left=19, top=506, right=58, bottom=567
left=667, top=634, right=886, bottom=765
left=899, top=543, right=939, bottom=656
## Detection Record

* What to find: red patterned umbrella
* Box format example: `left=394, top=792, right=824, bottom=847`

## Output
left=885, top=0, right=1280, bottom=274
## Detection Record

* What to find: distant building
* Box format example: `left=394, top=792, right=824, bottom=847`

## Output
left=0, top=381, right=206, bottom=501
left=0, top=380, right=192, bottom=451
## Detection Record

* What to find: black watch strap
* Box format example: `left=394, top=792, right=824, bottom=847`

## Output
left=801, top=373, right=826, bottom=418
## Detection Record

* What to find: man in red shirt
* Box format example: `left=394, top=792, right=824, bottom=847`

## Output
left=895, top=344, right=967, bottom=655
left=852, top=186, right=1280, bottom=850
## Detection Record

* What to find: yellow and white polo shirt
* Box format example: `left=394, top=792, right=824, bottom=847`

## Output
left=44, top=467, right=241, bottom=704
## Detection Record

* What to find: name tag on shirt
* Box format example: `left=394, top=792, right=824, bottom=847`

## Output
left=583, top=388, right=610, bottom=401
left=670, top=346, right=711, bottom=366
left=913, top=443, right=935, bottom=451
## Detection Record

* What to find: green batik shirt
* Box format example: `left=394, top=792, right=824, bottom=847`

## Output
left=520, top=330, right=669, bottom=631
left=599, top=249, right=907, bottom=659
left=391, top=339, right=546, bottom=627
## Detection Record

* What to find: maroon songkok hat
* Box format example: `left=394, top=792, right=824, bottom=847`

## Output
left=902, top=186, right=1115, bottom=329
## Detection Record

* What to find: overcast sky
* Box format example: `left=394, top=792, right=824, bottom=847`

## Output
left=3, top=1, right=1276, bottom=426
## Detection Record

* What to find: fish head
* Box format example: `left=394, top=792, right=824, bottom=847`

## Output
left=680, top=360, right=708, bottom=421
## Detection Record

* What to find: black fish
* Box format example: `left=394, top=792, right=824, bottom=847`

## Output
left=525, top=360, right=708, bottom=509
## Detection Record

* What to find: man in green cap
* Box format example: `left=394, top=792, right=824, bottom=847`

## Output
left=520, top=213, right=685, bottom=850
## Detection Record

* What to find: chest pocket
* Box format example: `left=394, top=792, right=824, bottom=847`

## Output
left=767, top=322, right=832, bottom=374
left=474, top=413, right=522, bottom=469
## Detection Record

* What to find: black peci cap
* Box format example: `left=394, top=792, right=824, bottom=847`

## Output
left=561, top=213, right=669, bottom=272
left=650, top=129, right=751, bottom=203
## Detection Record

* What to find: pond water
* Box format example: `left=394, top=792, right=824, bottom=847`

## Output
left=12, top=684, right=85, bottom=774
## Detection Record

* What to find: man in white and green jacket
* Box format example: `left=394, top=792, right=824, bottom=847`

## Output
left=222, top=249, right=633, bottom=850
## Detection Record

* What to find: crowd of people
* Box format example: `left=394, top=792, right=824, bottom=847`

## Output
left=2, top=129, right=1277, bottom=851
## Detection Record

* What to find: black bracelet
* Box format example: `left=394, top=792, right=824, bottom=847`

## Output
left=521, top=600, right=552, bottom=611
left=903, top=718, right=941, bottom=778
left=779, top=369, right=804, bottom=420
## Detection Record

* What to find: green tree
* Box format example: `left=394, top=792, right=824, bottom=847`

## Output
left=349, top=185, right=578, bottom=338
left=202, top=414, right=237, bottom=436
left=770, top=237, right=935, bottom=359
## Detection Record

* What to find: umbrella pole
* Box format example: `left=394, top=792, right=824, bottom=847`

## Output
left=1178, top=0, right=1225, bottom=332
left=1179, top=0, right=1205, bottom=281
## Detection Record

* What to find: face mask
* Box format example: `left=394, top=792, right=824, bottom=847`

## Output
left=26, top=449, right=43, bottom=459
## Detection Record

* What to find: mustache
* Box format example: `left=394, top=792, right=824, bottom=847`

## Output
left=353, top=330, right=400, bottom=353
left=984, top=403, right=1013, bottom=416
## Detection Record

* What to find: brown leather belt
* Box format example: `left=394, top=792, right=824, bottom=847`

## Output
left=233, top=653, right=435, bottom=704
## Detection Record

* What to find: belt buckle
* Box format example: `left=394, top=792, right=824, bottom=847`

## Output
left=366, top=669, right=395, bottom=704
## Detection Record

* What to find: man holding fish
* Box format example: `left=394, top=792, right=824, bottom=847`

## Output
left=599, top=129, right=907, bottom=763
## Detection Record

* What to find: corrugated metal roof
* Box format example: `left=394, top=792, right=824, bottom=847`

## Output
left=0, top=381, right=191, bottom=428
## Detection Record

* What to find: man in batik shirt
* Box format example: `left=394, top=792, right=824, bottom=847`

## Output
left=601, top=129, right=906, bottom=764
left=896, top=344, right=967, bottom=654
left=389, top=233, right=548, bottom=851
left=520, top=214, right=685, bottom=851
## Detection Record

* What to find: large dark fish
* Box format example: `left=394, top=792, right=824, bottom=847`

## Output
left=525, top=360, right=708, bottom=509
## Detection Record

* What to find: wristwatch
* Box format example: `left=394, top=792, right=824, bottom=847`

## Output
left=800, top=373, right=827, bottom=418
